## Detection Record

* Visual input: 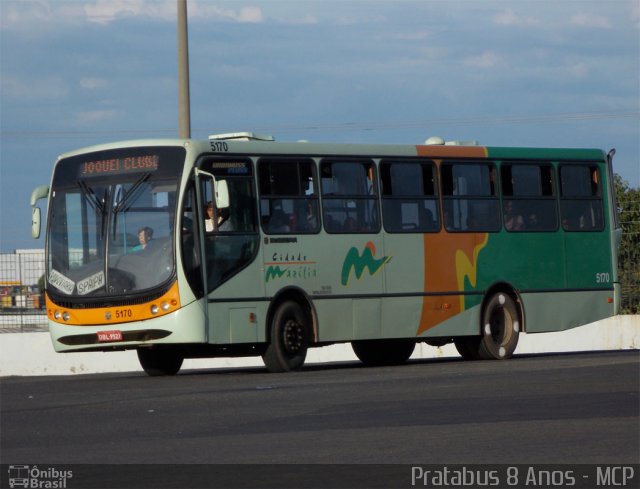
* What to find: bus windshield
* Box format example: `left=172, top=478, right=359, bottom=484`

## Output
left=47, top=146, right=186, bottom=299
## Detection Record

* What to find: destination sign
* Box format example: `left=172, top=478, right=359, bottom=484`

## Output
left=211, top=161, right=250, bottom=175
left=79, top=155, right=159, bottom=177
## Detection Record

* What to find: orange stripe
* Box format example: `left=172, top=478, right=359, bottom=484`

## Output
left=416, top=145, right=488, bottom=158
left=417, top=232, right=488, bottom=335
left=46, top=281, right=181, bottom=326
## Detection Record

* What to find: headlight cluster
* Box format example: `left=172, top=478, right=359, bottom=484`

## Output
left=150, top=299, right=177, bottom=315
left=53, top=310, right=70, bottom=321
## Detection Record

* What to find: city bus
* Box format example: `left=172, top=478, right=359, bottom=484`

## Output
left=30, top=133, right=621, bottom=375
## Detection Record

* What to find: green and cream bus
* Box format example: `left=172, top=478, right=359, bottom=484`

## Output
left=31, top=133, right=621, bottom=375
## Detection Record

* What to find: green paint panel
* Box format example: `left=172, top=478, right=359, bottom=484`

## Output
left=487, top=147, right=605, bottom=161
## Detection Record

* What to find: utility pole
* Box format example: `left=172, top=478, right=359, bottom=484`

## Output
left=177, top=0, right=191, bottom=138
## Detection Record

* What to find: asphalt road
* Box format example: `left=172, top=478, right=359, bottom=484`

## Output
left=1, top=351, right=638, bottom=487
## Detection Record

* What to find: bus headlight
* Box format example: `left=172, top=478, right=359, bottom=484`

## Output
left=161, top=301, right=170, bottom=311
left=150, top=305, right=159, bottom=315
left=62, top=312, right=70, bottom=321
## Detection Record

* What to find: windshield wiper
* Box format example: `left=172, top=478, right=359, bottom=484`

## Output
left=113, top=173, right=151, bottom=214
left=78, top=179, right=105, bottom=214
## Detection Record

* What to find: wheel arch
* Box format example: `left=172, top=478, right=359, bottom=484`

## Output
left=266, top=286, right=318, bottom=343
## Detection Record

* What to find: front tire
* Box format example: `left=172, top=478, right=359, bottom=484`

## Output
left=262, top=301, right=310, bottom=373
left=137, top=347, right=183, bottom=376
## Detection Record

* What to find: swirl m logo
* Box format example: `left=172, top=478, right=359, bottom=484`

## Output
left=341, top=241, right=392, bottom=286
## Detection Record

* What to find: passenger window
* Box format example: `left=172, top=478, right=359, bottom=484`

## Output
left=321, top=160, right=380, bottom=233
left=559, top=165, right=604, bottom=231
left=501, top=163, right=558, bottom=232
left=441, top=162, right=500, bottom=232
left=380, top=160, right=439, bottom=233
left=258, top=158, right=319, bottom=234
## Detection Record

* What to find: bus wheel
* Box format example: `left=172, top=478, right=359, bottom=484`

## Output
left=137, top=347, right=183, bottom=376
left=262, top=301, right=309, bottom=373
left=352, top=339, right=415, bottom=366
left=477, top=292, right=520, bottom=360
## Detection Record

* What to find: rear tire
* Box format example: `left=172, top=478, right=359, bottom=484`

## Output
left=262, top=301, right=310, bottom=373
left=454, top=292, right=520, bottom=361
left=352, top=339, right=415, bottom=366
left=477, top=292, right=520, bottom=359
left=137, top=347, right=183, bottom=376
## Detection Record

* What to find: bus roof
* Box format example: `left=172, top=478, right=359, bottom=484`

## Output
left=55, top=135, right=608, bottom=163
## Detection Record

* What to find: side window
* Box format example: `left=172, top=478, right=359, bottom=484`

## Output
left=441, top=162, right=500, bottom=232
left=559, top=165, right=604, bottom=231
left=258, top=158, right=319, bottom=234
left=321, top=160, right=380, bottom=233
left=501, top=163, right=558, bottom=232
left=380, top=160, right=439, bottom=233
left=199, top=158, right=259, bottom=292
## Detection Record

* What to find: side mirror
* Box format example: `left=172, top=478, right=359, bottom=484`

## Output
left=195, top=168, right=229, bottom=209
left=32, top=207, right=42, bottom=239
left=215, top=179, right=229, bottom=209
left=30, top=185, right=49, bottom=239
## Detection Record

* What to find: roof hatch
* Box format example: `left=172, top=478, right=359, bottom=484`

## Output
left=208, top=132, right=275, bottom=142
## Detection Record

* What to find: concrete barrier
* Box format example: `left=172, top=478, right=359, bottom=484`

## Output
left=1, top=315, right=638, bottom=377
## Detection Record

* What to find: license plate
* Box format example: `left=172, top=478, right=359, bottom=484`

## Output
left=97, top=330, right=123, bottom=342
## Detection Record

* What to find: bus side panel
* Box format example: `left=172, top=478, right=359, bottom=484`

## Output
left=313, top=299, right=355, bottom=341
left=417, top=303, right=483, bottom=338
left=420, top=232, right=488, bottom=335
left=207, top=258, right=266, bottom=344
left=381, top=231, right=488, bottom=339
left=520, top=290, right=616, bottom=333
left=564, top=231, right=613, bottom=289
left=381, top=233, right=425, bottom=338
left=312, top=234, right=387, bottom=342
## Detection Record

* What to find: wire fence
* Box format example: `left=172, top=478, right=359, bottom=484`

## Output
left=0, top=250, right=47, bottom=332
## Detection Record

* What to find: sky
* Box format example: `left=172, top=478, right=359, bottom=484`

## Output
left=1, top=0, right=639, bottom=252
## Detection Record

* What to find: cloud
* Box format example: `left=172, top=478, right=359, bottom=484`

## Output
left=463, top=51, right=501, bottom=69
left=74, top=109, right=119, bottom=125
left=563, top=62, right=590, bottom=79
left=79, top=78, right=108, bottom=90
left=569, top=12, right=611, bottom=29
left=493, top=8, right=538, bottom=26
left=84, top=0, right=174, bottom=25
left=235, top=6, right=263, bottom=23
left=0, top=75, right=69, bottom=101
left=1, top=0, right=264, bottom=27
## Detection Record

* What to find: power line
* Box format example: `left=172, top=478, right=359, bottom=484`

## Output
left=1, top=110, right=638, bottom=139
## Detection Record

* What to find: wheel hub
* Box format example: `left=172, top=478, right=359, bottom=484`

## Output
left=283, top=319, right=303, bottom=353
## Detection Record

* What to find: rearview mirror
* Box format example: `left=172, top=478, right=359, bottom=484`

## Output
left=30, top=185, right=49, bottom=239
left=32, top=207, right=42, bottom=239
left=215, top=179, right=229, bottom=209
